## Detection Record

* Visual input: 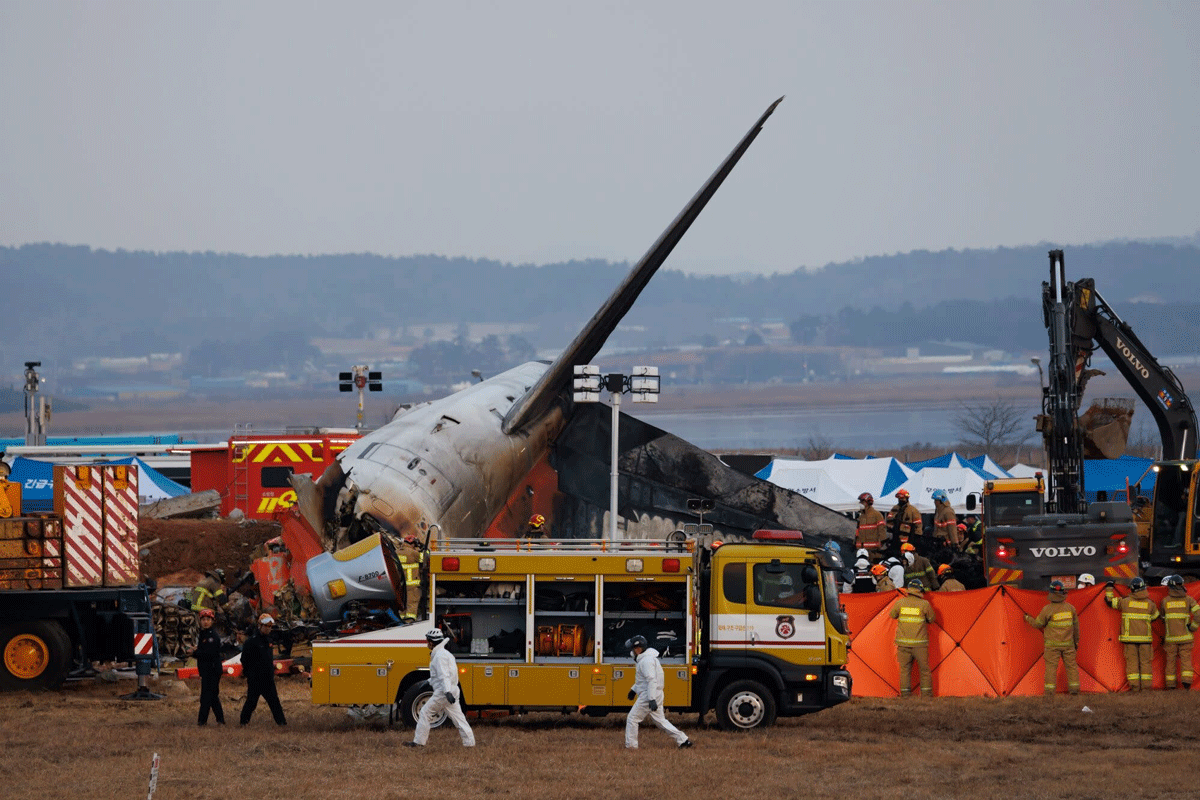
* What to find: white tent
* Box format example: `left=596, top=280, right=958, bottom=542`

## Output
left=1007, top=463, right=1042, bottom=479
left=757, top=456, right=916, bottom=512
left=891, top=466, right=987, bottom=513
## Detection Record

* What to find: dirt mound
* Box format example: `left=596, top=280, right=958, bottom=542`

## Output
left=138, top=517, right=281, bottom=585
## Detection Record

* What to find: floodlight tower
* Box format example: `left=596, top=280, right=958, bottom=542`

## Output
left=572, top=365, right=660, bottom=541
left=339, top=365, right=382, bottom=429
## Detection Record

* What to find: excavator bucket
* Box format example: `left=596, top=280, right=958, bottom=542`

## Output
left=1080, top=398, right=1134, bottom=459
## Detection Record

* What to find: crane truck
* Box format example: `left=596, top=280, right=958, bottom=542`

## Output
left=0, top=464, right=157, bottom=694
left=971, top=251, right=1140, bottom=588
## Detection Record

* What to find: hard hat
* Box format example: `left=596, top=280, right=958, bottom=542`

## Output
left=884, top=557, right=901, bottom=567
left=937, top=564, right=952, bottom=576
left=907, top=579, right=924, bottom=592
left=624, top=635, right=649, bottom=652
left=1077, top=573, right=1096, bottom=587
left=1130, top=577, right=1147, bottom=592
left=207, top=568, right=226, bottom=583
left=199, top=609, right=215, bottom=619
left=901, top=543, right=916, bottom=552
left=896, top=489, right=910, bottom=500
left=425, top=628, right=446, bottom=645
left=870, top=564, right=887, bottom=578
left=1167, top=574, right=1185, bottom=589
left=778, top=574, right=794, bottom=591
left=258, top=613, right=275, bottom=626
left=529, top=514, right=545, bottom=528
left=1049, top=580, right=1066, bottom=595
left=856, top=548, right=869, bottom=559
left=858, top=492, right=874, bottom=504
left=957, top=523, right=968, bottom=532
left=931, top=489, right=948, bottom=503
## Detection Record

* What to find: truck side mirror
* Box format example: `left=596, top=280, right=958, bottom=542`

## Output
left=804, top=585, right=822, bottom=620
left=801, top=565, right=818, bottom=584
left=965, top=494, right=977, bottom=511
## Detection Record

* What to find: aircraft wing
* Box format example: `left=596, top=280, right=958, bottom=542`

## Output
left=501, top=96, right=783, bottom=434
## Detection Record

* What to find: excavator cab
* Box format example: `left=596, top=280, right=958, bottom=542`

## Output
left=1149, top=462, right=1200, bottom=560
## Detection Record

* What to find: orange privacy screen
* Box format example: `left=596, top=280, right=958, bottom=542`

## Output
left=844, top=583, right=1200, bottom=696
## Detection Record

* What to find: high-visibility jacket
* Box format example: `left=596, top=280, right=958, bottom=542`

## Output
left=1107, top=588, right=1159, bottom=643
left=963, top=521, right=984, bottom=557
left=889, top=592, right=935, bottom=646
left=904, top=554, right=939, bottom=591
left=933, top=503, right=959, bottom=546
left=1160, top=590, right=1200, bottom=644
left=887, top=503, right=922, bottom=538
left=189, top=576, right=227, bottom=611
left=1026, top=598, right=1079, bottom=647
left=856, top=507, right=887, bottom=550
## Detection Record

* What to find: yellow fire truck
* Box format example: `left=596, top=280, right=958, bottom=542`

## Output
left=309, top=531, right=852, bottom=730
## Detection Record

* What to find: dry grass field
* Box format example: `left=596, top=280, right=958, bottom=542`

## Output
left=2, top=674, right=1197, bottom=800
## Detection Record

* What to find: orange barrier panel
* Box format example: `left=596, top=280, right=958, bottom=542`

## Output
left=844, top=583, right=1200, bottom=696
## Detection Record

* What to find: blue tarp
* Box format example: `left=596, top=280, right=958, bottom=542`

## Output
left=1084, top=455, right=1156, bottom=502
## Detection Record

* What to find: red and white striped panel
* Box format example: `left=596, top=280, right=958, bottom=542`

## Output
left=102, top=465, right=139, bottom=586
left=61, top=465, right=105, bottom=587
left=133, top=632, right=154, bottom=656
left=41, top=534, right=62, bottom=588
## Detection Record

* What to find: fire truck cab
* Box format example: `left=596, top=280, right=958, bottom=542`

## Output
left=309, top=533, right=851, bottom=731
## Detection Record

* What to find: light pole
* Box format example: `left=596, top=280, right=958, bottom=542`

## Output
left=573, top=365, right=660, bottom=541
left=24, top=361, right=48, bottom=447
left=339, top=366, right=382, bottom=429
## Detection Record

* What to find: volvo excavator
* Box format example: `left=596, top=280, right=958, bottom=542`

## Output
left=972, top=251, right=1143, bottom=588
left=1037, top=250, right=1200, bottom=579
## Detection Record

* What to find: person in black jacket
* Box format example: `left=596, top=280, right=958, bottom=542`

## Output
left=192, top=608, right=225, bottom=725
left=239, top=614, right=286, bottom=726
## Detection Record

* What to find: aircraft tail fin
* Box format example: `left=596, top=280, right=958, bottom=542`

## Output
left=502, top=96, right=783, bottom=434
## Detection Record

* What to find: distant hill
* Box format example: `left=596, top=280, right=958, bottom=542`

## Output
left=3, top=240, right=1199, bottom=367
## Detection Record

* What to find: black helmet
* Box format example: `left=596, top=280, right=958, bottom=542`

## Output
left=425, top=628, right=446, bottom=645
left=207, top=568, right=225, bottom=583
left=1168, top=574, right=1185, bottom=589
left=906, top=579, right=924, bottom=592
left=624, top=635, right=649, bottom=653
left=1049, top=579, right=1066, bottom=594
left=1129, top=577, right=1147, bottom=592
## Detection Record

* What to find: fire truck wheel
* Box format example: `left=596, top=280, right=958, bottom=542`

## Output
left=715, top=679, right=776, bottom=731
left=0, top=620, right=72, bottom=691
left=399, top=680, right=449, bottom=729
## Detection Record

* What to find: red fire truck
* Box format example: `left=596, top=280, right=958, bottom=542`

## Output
left=190, top=432, right=360, bottom=520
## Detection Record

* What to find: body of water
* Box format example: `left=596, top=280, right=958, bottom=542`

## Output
left=633, top=402, right=1042, bottom=454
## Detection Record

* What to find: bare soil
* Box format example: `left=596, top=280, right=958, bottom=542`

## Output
left=1, top=677, right=1194, bottom=800
left=138, top=518, right=282, bottom=586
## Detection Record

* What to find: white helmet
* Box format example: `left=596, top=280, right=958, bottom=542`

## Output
left=856, top=548, right=869, bottom=559
left=1077, top=573, right=1096, bottom=587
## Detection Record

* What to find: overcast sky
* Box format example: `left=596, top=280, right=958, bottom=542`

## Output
left=1, top=2, right=1196, bottom=276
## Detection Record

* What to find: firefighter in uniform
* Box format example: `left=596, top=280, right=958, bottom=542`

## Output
left=886, top=489, right=922, bottom=556
left=962, top=515, right=984, bottom=558
left=1024, top=579, right=1080, bottom=695
left=901, top=543, right=939, bottom=591
left=889, top=579, right=936, bottom=696
left=524, top=514, right=548, bottom=538
left=931, top=490, right=959, bottom=549
left=1159, top=575, right=1200, bottom=689
left=871, top=563, right=896, bottom=592
left=937, top=564, right=965, bottom=592
left=1106, top=577, right=1159, bottom=691
left=395, top=534, right=426, bottom=622
left=190, top=569, right=229, bottom=612
left=855, top=493, right=887, bottom=558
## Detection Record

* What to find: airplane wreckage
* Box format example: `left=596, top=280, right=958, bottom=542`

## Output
left=291, top=98, right=855, bottom=614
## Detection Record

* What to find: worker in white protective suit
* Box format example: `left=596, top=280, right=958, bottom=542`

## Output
left=624, top=635, right=692, bottom=750
left=404, top=628, right=475, bottom=748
